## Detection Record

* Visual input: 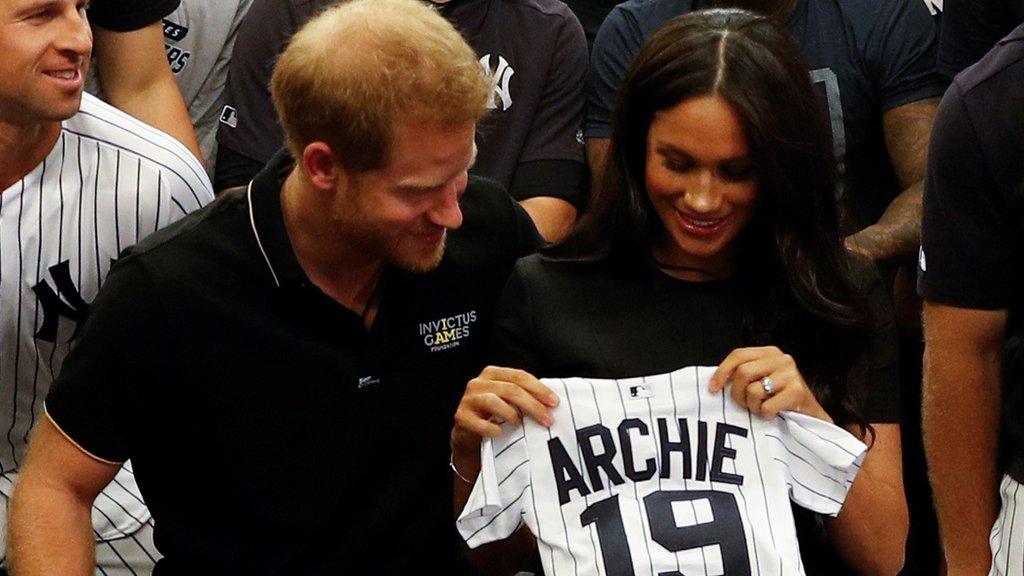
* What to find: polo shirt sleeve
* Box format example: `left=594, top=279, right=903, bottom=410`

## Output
left=861, top=0, right=947, bottom=112
left=45, top=258, right=169, bottom=464
left=585, top=6, right=644, bottom=139
left=87, top=0, right=180, bottom=32
left=918, top=83, right=1017, bottom=310
left=509, top=7, right=589, bottom=209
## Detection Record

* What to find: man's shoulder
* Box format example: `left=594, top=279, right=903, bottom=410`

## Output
left=605, top=0, right=691, bottom=36
left=493, top=0, right=578, bottom=22
left=123, top=190, right=248, bottom=266
left=65, top=94, right=214, bottom=200
left=955, top=23, right=1024, bottom=96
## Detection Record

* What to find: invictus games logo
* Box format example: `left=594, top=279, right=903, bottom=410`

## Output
left=419, top=311, right=478, bottom=352
left=479, top=54, right=514, bottom=112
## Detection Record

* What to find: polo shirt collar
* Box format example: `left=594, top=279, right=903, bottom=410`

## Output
left=247, top=149, right=306, bottom=288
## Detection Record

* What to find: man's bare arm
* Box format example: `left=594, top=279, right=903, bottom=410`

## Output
left=92, top=22, right=204, bottom=163
left=922, top=302, right=1004, bottom=574
left=8, top=414, right=120, bottom=575
left=845, top=98, right=939, bottom=264
left=518, top=197, right=577, bottom=243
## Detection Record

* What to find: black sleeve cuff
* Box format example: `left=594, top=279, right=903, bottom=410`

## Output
left=509, top=159, right=589, bottom=209
left=88, top=0, right=181, bottom=32
left=214, top=145, right=267, bottom=191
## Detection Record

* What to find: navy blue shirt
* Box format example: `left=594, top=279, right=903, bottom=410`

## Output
left=919, top=23, right=1024, bottom=483
left=938, top=0, right=1024, bottom=79
left=587, top=0, right=947, bottom=233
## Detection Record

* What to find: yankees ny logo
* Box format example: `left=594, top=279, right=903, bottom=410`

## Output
left=32, top=260, right=89, bottom=343
left=479, top=54, right=515, bottom=111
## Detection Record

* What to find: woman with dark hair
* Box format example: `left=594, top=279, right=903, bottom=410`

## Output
left=452, top=8, right=907, bottom=575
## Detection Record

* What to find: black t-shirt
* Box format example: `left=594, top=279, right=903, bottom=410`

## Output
left=587, top=0, right=947, bottom=233
left=918, top=23, right=1024, bottom=482
left=215, top=0, right=588, bottom=206
left=87, top=0, right=180, bottom=32
left=561, top=0, right=621, bottom=49
left=45, top=153, right=540, bottom=574
left=490, top=253, right=900, bottom=574
left=937, top=0, right=1024, bottom=79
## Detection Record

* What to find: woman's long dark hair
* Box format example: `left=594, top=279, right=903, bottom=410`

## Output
left=549, top=9, right=878, bottom=433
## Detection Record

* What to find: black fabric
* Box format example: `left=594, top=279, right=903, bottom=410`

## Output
left=489, top=253, right=900, bottom=575
left=509, top=159, right=588, bottom=208
left=587, top=0, right=947, bottom=234
left=217, top=0, right=588, bottom=202
left=561, top=0, right=621, bottom=50
left=937, top=0, right=1024, bottom=80
left=919, top=23, right=1024, bottom=484
left=213, top=144, right=266, bottom=191
left=87, top=0, right=181, bottom=32
left=46, top=152, right=541, bottom=574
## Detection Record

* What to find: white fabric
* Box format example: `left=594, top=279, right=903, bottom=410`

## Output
left=990, top=474, right=1024, bottom=576
left=0, top=93, right=212, bottom=551
left=458, top=365, right=867, bottom=576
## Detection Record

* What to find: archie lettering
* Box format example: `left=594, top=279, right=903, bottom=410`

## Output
left=548, top=418, right=749, bottom=505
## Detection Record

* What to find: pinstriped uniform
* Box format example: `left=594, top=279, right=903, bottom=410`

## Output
left=457, top=366, right=867, bottom=576
left=990, top=475, right=1024, bottom=576
left=0, top=93, right=214, bottom=575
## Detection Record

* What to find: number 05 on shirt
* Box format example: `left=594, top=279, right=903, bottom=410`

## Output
left=456, top=365, right=867, bottom=576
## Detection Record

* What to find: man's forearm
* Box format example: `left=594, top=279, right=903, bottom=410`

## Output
left=518, top=197, right=577, bottom=243
left=8, top=482, right=95, bottom=575
left=845, top=180, right=922, bottom=265
left=92, top=23, right=204, bottom=163
left=923, top=307, right=1003, bottom=572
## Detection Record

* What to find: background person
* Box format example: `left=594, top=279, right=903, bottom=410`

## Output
left=0, top=0, right=213, bottom=574
left=215, top=0, right=588, bottom=241
left=920, top=21, right=1024, bottom=576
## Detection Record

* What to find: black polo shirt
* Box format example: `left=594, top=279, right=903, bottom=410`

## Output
left=919, top=23, right=1024, bottom=482
left=45, top=152, right=540, bottom=574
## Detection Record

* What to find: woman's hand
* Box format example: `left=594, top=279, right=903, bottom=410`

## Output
left=451, top=366, right=560, bottom=476
left=708, top=346, right=832, bottom=422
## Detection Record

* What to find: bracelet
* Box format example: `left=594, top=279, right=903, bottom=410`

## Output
left=449, top=452, right=474, bottom=484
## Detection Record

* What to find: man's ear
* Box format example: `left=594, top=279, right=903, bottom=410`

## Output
left=300, top=142, right=347, bottom=192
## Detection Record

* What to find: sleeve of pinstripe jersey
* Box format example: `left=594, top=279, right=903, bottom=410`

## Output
left=456, top=423, right=531, bottom=548
left=772, top=412, right=868, bottom=516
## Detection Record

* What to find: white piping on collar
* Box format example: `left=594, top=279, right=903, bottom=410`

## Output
left=247, top=180, right=281, bottom=288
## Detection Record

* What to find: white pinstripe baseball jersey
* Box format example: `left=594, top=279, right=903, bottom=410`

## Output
left=457, top=365, right=867, bottom=576
left=0, top=93, right=213, bottom=561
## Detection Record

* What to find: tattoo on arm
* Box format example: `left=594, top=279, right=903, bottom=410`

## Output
left=845, top=98, right=939, bottom=264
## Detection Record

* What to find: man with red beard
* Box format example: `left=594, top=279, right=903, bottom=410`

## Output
left=7, top=0, right=538, bottom=573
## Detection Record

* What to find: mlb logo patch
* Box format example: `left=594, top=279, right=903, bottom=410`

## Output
left=629, top=384, right=653, bottom=399
left=219, top=106, right=239, bottom=128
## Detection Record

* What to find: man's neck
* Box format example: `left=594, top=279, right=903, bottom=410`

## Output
left=0, top=121, right=62, bottom=192
left=280, top=170, right=385, bottom=319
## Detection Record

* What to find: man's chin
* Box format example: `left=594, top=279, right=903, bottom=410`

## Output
left=392, top=239, right=447, bottom=273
